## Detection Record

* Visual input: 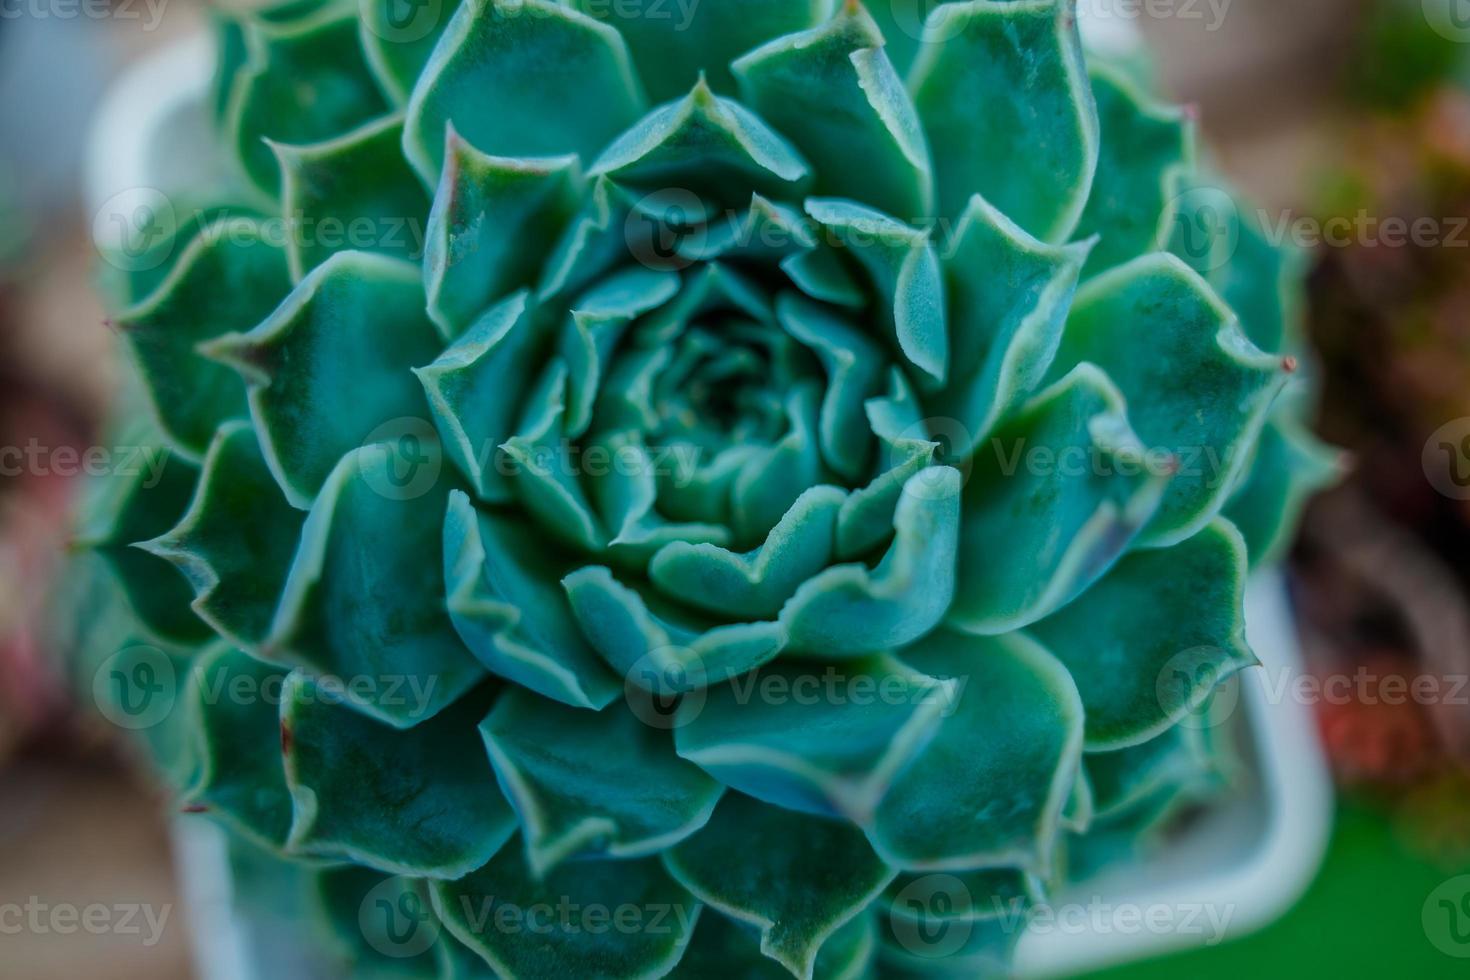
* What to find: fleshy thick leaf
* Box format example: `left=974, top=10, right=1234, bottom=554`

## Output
left=1047, top=253, right=1291, bottom=546
left=431, top=845, right=700, bottom=978
left=948, top=365, right=1169, bottom=634
left=669, top=910, right=875, bottom=980
left=73, top=420, right=209, bottom=646
left=664, top=793, right=894, bottom=980
left=590, top=78, right=809, bottom=206
left=910, top=0, right=1099, bottom=240
left=202, top=250, right=443, bottom=507
left=403, top=0, right=645, bottom=183
left=283, top=675, right=515, bottom=877
left=1029, top=518, right=1255, bottom=750
left=359, top=0, right=463, bottom=103
left=776, top=293, right=886, bottom=480
left=180, top=643, right=294, bottom=849
left=272, top=113, right=430, bottom=279
left=1225, top=400, right=1341, bottom=567
left=443, top=490, right=621, bottom=709
left=138, top=421, right=304, bottom=649
left=424, top=131, right=583, bottom=339
left=779, top=467, right=959, bottom=655
left=928, top=194, right=1092, bottom=457
left=563, top=566, right=787, bottom=693
left=733, top=5, right=934, bottom=222
left=312, top=867, right=444, bottom=980
left=674, top=655, right=957, bottom=821
left=803, top=199, right=947, bottom=385
left=571, top=0, right=828, bottom=102
left=416, top=291, right=543, bottom=503
left=115, top=217, right=292, bottom=456
left=1073, top=67, right=1194, bottom=277
left=226, top=9, right=390, bottom=195
left=873, top=630, right=1083, bottom=872
left=650, top=485, right=844, bottom=619
left=481, top=689, right=723, bottom=874
left=263, top=446, right=485, bottom=727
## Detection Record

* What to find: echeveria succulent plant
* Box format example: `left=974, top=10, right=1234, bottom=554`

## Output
left=75, top=0, right=1338, bottom=976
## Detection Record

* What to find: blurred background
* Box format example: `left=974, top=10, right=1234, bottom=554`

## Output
left=3, top=0, right=1470, bottom=976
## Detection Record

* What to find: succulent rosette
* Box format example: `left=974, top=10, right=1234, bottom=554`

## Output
left=73, top=0, right=1339, bottom=976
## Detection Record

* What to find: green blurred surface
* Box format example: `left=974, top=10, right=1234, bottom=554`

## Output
left=1077, top=802, right=1470, bottom=979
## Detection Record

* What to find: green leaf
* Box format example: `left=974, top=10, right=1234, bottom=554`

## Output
left=1028, top=518, right=1256, bottom=750
left=803, top=199, right=947, bottom=385
left=1169, top=182, right=1306, bottom=358
left=779, top=467, right=960, bottom=655
left=560, top=268, right=682, bottom=438
left=180, top=643, right=294, bottom=849
left=588, top=429, right=734, bottom=568
left=1225, top=401, right=1341, bottom=567
left=74, top=419, right=209, bottom=646
left=563, top=566, right=787, bottom=693
left=481, top=689, right=723, bottom=875
left=311, top=867, right=445, bottom=979
left=733, top=5, right=934, bottom=222
left=910, top=0, right=1099, bottom=240
left=571, top=0, right=828, bottom=103
left=115, top=217, right=292, bottom=457
left=443, top=490, right=621, bottom=709
left=272, top=113, right=430, bottom=279
left=1084, top=720, right=1215, bottom=820
left=283, top=674, right=514, bottom=877
left=1047, top=253, right=1291, bottom=546
left=927, top=194, right=1092, bottom=457
left=359, top=0, right=464, bottom=103
left=263, top=446, right=486, bottom=727
left=137, top=421, right=304, bottom=649
left=671, top=910, right=875, bottom=980
left=589, top=77, right=809, bottom=207
left=776, top=293, right=886, bottom=481
left=202, top=250, right=443, bottom=507
left=834, top=369, right=938, bottom=559
left=403, top=0, right=646, bottom=183
left=415, top=291, right=541, bottom=504
left=430, top=846, right=701, bottom=978
left=423, top=131, right=583, bottom=339
left=1073, top=67, right=1194, bottom=277
left=682, top=194, right=816, bottom=265
left=650, top=485, right=845, bottom=619
left=225, top=8, right=391, bottom=195
left=664, top=793, right=895, bottom=980
left=673, top=654, right=956, bottom=821
left=947, top=364, right=1169, bottom=635
left=873, top=630, right=1082, bottom=872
